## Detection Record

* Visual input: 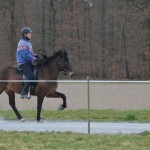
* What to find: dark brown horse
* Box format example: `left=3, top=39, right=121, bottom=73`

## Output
left=0, top=50, right=73, bottom=122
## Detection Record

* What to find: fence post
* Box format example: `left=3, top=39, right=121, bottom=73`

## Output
left=87, top=75, right=90, bottom=134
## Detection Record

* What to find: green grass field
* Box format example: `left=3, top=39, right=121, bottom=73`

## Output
left=0, top=109, right=150, bottom=150
left=0, top=109, right=150, bottom=122
left=0, top=131, right=150, bottom=150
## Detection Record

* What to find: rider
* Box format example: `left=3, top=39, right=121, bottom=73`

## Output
left=16, top=27, right=39, bottom=99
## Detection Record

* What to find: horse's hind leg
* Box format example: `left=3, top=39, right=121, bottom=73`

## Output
left=49, top=92, right=67, bottom=110
left=5, top=90, right=24, bottom=121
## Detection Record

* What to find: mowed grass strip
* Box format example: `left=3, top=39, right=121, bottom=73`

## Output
left=0, top=109, right=150, bottom=122
left=0, top=131, right=150, bottom=150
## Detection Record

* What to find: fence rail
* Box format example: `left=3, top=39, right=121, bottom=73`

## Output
left=0, top=80, right=150, bottom=83
left=1, top=78, right=150, bottom=134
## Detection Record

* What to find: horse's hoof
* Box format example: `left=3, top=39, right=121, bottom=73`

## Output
left=28, top=94, right=31, bottom=99
left=57, top=104, right=65, bottom=110
left=20, top=118, right=25, bottom=122
left=37, top=118, right=46, bottom=123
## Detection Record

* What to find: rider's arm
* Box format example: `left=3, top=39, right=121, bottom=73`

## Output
left=17, top=45, right=36, bottom=63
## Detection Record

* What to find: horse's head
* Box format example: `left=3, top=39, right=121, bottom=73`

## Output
left=40, top=50, right=74, bottom=78
left=58, top=50, right=74, bottom=78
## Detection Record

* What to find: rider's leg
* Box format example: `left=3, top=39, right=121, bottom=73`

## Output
left=20, top=63, right=34, bottom=99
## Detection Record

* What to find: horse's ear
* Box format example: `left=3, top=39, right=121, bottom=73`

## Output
left=60, top=49, right=68, bottom=56
left=63, top=50, right=68, bottom=56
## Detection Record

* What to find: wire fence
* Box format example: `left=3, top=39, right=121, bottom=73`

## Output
left=0, top=79, right=150, bottom=110
left=1, top=79, right=150, bottom=134
left=1, top=80, right=150, bottom=83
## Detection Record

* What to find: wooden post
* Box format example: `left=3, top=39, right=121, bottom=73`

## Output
left=87, top=76, right=90, bottom=134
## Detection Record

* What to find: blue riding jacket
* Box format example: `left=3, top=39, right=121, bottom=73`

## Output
left=16, top=38, right=36, bottom=66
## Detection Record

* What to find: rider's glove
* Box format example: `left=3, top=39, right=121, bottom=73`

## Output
left=34, top=54, right=40, bottom=59
left=33, top=57, right=40, bottom=65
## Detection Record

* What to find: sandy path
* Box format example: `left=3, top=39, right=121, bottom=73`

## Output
left=0, top=82, right=150, bottom=110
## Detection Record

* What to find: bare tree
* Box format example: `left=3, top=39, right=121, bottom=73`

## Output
left=0, top=0, right=17, bottom=63
left=117, top=0, right=130, bottom=79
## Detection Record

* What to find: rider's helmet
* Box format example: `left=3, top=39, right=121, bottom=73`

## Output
left=21, top=27, right=32, bottom=36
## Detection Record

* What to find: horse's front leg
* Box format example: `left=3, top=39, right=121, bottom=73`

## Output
left=37, top=95, right=45, bottom=122
left=48, top=91, right=67, bottom=110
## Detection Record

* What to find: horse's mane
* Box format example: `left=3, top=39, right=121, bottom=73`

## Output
left=49, top=50, right=63, bottom=59
left=41, top=50, right=68, bottom=65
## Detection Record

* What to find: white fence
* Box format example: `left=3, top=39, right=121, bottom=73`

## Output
left=1, top=78, right=150, bottom=134
left=0, top=79, right=150, bottom=110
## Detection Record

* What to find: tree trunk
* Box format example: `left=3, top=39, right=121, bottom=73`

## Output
left=41, top=0, right=46, bottom=52
left=117, top=0, right=129, bottom=79
left=101, top=0, right=106, bottom=79
left=9, top=0, right=17, bottom=63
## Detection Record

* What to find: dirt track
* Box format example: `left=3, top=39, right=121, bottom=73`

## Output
left=0, top=82, right=150, bottom=110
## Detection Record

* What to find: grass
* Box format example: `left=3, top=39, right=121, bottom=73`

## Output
left=0, top=109, right=150, bottom=122
left=0, top=109, right=150, bottom=149
left=0, top=131, right=150, bottom=150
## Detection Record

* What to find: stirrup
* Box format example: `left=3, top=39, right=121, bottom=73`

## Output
left=28, top=87, right=31, bottom=99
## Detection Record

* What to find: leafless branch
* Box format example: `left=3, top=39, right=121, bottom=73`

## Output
left=131, top=0, right=145, bottom=11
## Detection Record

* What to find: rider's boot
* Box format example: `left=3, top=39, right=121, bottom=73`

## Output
left=21, top=83, right=30, bottom=99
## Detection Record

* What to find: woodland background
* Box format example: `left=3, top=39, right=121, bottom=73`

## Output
left=0, top=0, right=149, bottom=79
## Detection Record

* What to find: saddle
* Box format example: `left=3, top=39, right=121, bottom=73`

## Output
left=15, top=66, right=38, bottom=95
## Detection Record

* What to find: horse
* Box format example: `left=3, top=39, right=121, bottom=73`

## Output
left=0, top=50, right=74, bottom=122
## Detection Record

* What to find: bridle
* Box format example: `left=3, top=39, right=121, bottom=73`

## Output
left=61, top=57, right=73, bottom=78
